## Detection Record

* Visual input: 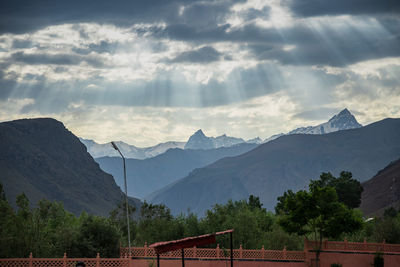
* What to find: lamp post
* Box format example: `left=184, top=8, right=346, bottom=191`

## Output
left=111, top=141, right=131, bottom=257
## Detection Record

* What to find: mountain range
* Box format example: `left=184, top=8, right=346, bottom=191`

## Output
left=149, top=118, right=400, bottom=216
left=95, top=143, right=258, bottom=199
left=0, top=118, right=140, bottom=216
left=80, top=138, right=186, bottom=159
left=91, top=108, right=366, bottom=202
left=81, top=108, right=362, bottom=160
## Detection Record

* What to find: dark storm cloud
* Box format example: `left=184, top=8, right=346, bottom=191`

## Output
left=168, top=46, right=223, bottom=63
left=0, top=0, right=244, bottom=34
left=11, top=51, right=106, bottom=67
left=284, top=0, right=400, bottom=17
left=245, top=21, right=400, bottom=66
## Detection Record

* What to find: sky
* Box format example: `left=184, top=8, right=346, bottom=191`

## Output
left=0, top=0, right=399, bottom=146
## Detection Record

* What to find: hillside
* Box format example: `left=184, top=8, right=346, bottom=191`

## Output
left=150, top=118, right=400, bottom=215
left=95, top=143, right=258, bottom=199
left=360, top=158, right=400, bottom=216
left=0, top=118, right=140, bottom=216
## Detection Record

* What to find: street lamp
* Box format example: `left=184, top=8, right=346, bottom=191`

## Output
left=111, top=141, right=131, bottom=257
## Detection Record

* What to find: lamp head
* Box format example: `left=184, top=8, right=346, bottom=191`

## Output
left=111, top=141, right=119, bottom=151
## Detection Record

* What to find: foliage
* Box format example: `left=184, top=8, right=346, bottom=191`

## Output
left=135, top=202, right=185, bottom=245
left=201, top=196, right=274, bottom=249
left=276, top=177, right=363, bottom=266
left=310, top=171, right=363, bottom=209
left=109, top=200, right=137, bottom=246
left=0, top=185, right=121, bottom=258
left=330, top=264, right=342, bottom=267
left=374, top=252, right=384, bottom=267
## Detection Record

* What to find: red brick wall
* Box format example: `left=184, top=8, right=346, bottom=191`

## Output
left=131, top=258, right=306, bottom=267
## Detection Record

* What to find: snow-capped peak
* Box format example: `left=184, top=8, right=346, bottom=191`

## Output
left=264, top=108, right=362, bottom=142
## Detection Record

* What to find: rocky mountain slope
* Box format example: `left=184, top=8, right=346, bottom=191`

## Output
left=360, top=158, right=400, bottom=216
left=0, top=118, right=140, bottom=216
left=150, top=118, right=400, bottom=216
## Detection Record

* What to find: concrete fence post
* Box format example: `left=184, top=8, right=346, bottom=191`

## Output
left=283, top=246, right=287, bottom=260
left=193, top=246, right=197, bottom=258
left=239, top=244, right=243, bottom=259
left=261, top=246, right=265, bottom=259
left=96, top=253, right=100, bottom=267
left=63, top=252, right=67, bottom=267
left=216, top=244, right=220, bottom=258
left=28, top=252, right=33, bottom=267
left=144, top=242, right=148, bottom=257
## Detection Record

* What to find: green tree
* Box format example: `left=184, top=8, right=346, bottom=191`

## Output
left=135, top=202, right=185, bottom=245
left=0, top=183, right=17, bottom=257
left=109, top=200, right=137, bottom=246
left=277, top=184, right=363, bottom=267
left=201, top=196, right=274, bottom=249
left=75, top=214, right=120, bottom=257
left=310, top=171, right=363, bottom=209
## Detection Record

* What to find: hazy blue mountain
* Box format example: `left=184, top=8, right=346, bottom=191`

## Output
left=95, top=143, right=258, bottom=200
left=0, top=118, right=140, bottom=216
left=361, top=158, right=400, bottom=216
left=264, top=108, right=362, bottom=142
left=184, top=129, right=245, bottom=150
left=150, top=118, right=400, bottom=216
left=80, top=138, right=185, bottom=159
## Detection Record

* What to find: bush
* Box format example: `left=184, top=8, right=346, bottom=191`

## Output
left=374, top=253, right=384, bottom=267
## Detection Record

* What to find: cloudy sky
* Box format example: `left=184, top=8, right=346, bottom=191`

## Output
left=0, top=0, right=399, bottom=146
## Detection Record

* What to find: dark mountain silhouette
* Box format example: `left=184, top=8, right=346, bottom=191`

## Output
left=95, top=143, right=258, bottom=199
left=360, top=158, right=400, bottom=216
left=0, top=118, right=140, bottom=216
left=149, top=118, right=400, bottom=216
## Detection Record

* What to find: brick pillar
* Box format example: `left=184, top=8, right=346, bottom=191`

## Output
left=216, top=244, right=220, bottom=258
left=63, top=253, right=67, bottom=267
left=144, top=242, right=148, bottom=257
left=96, top=253, right=100, bottom=267
left=29, top=252, right=33, bottom=267
left=261, top=246, right=265, bottom=259
left=193, top=246, right=197, bottom=258
left=239, top=244, right=243, bottom=259
left=283, top=246, right=287, bottom=260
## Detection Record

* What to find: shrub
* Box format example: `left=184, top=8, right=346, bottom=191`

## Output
left=374, top=252, right=384, bottom=267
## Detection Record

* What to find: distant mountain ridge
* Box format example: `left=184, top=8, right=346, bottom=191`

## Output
left=80, top=138, right=185, bottom=159
left=0, top=118, right=140, bottom=216
left=81, top=108, right=360, bottom=159
left=184, top=130, right=251, bottom=150
left=149, top=118, right=400, bottom=216
left=264, top=108, right=362, bottom=142
left=95, top=143, right=258, bottom=199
